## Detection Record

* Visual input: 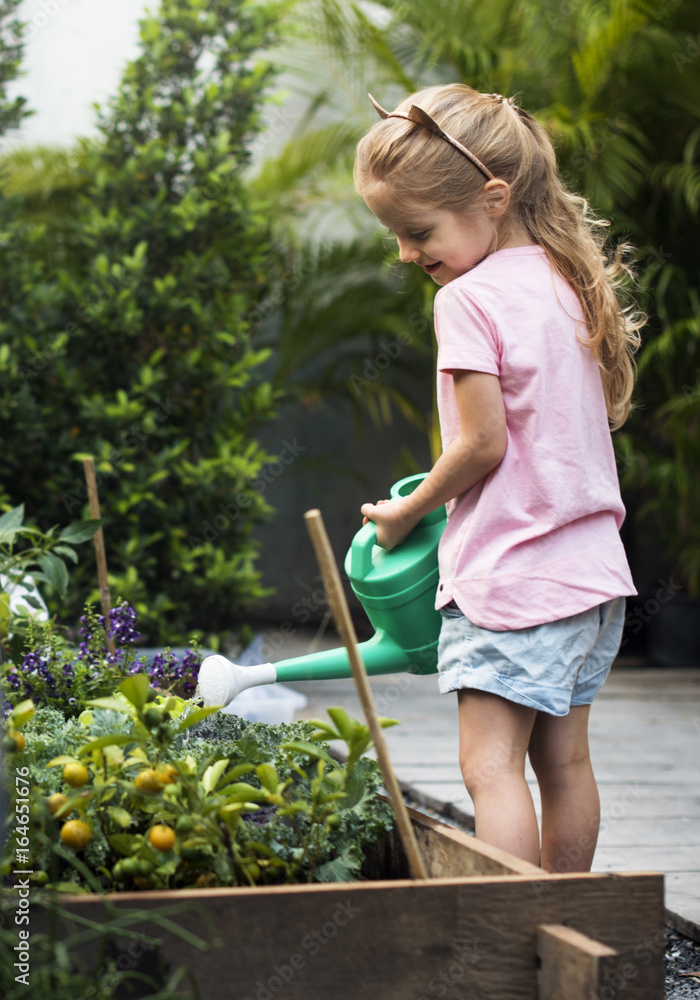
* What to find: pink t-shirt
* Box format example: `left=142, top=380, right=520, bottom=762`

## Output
left=434, top=244, right=636, bottom=630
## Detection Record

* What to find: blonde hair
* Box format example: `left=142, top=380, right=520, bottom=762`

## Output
left=354, top=84, right=643, bottom=429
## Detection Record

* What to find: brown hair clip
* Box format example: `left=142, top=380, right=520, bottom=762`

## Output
left=368, top=93, right=494, bottom=181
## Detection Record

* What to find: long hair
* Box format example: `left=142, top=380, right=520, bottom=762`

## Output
left=354, top=84, right=643, bottom=429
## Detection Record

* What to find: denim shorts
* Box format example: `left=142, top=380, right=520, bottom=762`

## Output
left=437, top=597, right=626, bottom=716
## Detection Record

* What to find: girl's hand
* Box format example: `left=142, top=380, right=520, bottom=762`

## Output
left=360, top=498, right=419, bottom=550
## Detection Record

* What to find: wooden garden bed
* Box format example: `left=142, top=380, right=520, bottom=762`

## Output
left=36, top=806, right=665, bottom=999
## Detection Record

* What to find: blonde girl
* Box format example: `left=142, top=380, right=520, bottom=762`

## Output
left=355, top=84, right=643, bottom=872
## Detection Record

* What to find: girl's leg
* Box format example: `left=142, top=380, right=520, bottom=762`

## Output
left=457, top=689, right=540, bottom=865
left=527, top=705, right=599, bottom=873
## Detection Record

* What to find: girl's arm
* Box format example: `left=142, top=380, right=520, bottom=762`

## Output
left=361, top=370, right=507, bottom=549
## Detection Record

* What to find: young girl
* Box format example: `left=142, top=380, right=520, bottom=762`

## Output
left=355, top=84, right=643, bottom=872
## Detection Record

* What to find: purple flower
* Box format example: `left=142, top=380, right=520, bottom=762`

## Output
left=79, top=613, right=105, bottom=641
left=108, top=604, right=141, bottom=646
left=129, top=657, right=148, bottom=676
left=148, top=650, right=177, bottom=685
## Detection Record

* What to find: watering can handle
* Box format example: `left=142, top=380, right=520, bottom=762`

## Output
left=350, top=520, right=378, bottom=579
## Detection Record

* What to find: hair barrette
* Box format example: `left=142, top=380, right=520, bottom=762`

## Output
left=368, top=93, right=494, bottom=181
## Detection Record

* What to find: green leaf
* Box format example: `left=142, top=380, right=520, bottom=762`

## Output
left=176, top=705, right=220, bottom=733
left=85, top=697, right=132, bottom=713
left=37, top=553, right=69, bottom=597
left=53, top=544, right=79, bottom=563
left=10, top=700, right=35, bottom=728
left=222, top=782, right=268, bottom=803
left=327, top=707, right=354, bottom=740
left=46, top=755, right=80, bottom=768
left=22, top=594, right=45, bottom=610
left=306, top=719, right=339, bottom=739
left=108, top=807, right=133, bottom=828
left=378, top=716, right=400, bottom=729
left=0, top=504, right=24, bottom=542
left=118, top=674, right=150, bottom=712
left=108, top=833, right=140, bottom=855
left=316, top=855, right=359, bottom=882
left=77, top=733, right=135, bottom=756
left=201, top=758, right=229, bottom=794
left=279, top=740, right=337, bottom=766
left=256, top=763, right=279, bottom=794
left=58, top=519, right=102, bottom=544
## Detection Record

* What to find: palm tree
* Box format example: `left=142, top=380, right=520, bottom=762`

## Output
left=253, top=0, right=700, bottom=591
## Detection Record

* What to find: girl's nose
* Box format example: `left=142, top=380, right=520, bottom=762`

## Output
left=397, top=238, right=421, bottom=264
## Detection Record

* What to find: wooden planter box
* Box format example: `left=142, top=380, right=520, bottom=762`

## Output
left=36, top=806, right=665, bottom=1000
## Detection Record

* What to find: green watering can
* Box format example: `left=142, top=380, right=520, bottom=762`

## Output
left=198, top=474, right=446, bottom=707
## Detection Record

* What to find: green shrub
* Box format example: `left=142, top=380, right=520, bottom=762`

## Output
left=0, top=0, right=283, bottom=643
left=1, top=684, right=395, bottom=891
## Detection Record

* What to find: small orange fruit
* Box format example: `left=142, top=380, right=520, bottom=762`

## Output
left=48, top=793, right=71, bottom=816
left=148, top=825, right=176, bottom=852
left=156, top=764, right=178, bottom=785
left=60, top=819, right=92, bottom=851
left=63, top=762, right=89, bottom=787
left=134, top=769, right=163, bottom=793
left=9, top=731, right=25, bottom=752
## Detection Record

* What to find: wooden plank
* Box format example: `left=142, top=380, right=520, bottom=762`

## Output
left=37, top=871, right=665, bottom=1000
left=537, top=923, right=620, bottom=1000
left=362, top=800, right=543, bottom=878
left=409, top=806, right=544, bottom=878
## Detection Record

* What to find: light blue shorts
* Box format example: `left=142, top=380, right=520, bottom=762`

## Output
left=437, top=597, right=626, bottom=716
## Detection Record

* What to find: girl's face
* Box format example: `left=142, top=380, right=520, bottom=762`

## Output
left=364, top=184, right=497, bottom=286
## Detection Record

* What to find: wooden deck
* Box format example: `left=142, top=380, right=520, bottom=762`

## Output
left=260, top=630, right=700, bottom=941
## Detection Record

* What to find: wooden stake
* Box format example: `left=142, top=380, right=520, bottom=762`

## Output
left=304, top=508, right=429, bottom=881
left=83, top=458, right=115, bottom=655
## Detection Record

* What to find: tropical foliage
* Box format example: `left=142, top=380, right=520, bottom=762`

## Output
left=255, top=0, right=700, bottom=592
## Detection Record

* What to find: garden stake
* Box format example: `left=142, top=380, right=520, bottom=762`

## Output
left=83, top=457, right=115, bottom=655
left=304, top=507, right=429, bottom=881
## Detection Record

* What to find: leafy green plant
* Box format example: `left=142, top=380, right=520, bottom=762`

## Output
left=0, top=506, right=100, bottom=666
left=1, top=678, right=395, bottom=893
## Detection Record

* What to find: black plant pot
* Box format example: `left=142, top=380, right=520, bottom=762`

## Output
left=647, top=593, right=700, bottom=667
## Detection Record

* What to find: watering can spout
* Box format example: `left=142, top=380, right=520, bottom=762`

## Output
left=198, top=474, right=446, bottom=709
left=198, top=630, right=438, bottom=707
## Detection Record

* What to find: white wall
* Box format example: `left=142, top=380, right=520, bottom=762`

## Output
left=3, top=0, right=149, bottom=149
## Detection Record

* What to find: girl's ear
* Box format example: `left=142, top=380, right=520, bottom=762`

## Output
left=482, top=179, right=511, bottom=218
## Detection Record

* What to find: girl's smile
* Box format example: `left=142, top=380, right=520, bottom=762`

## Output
left=364, top=181, right=533, bottom=286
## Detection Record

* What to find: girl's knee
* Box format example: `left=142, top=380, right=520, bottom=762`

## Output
left=459, top=744, right=522, bottom=797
